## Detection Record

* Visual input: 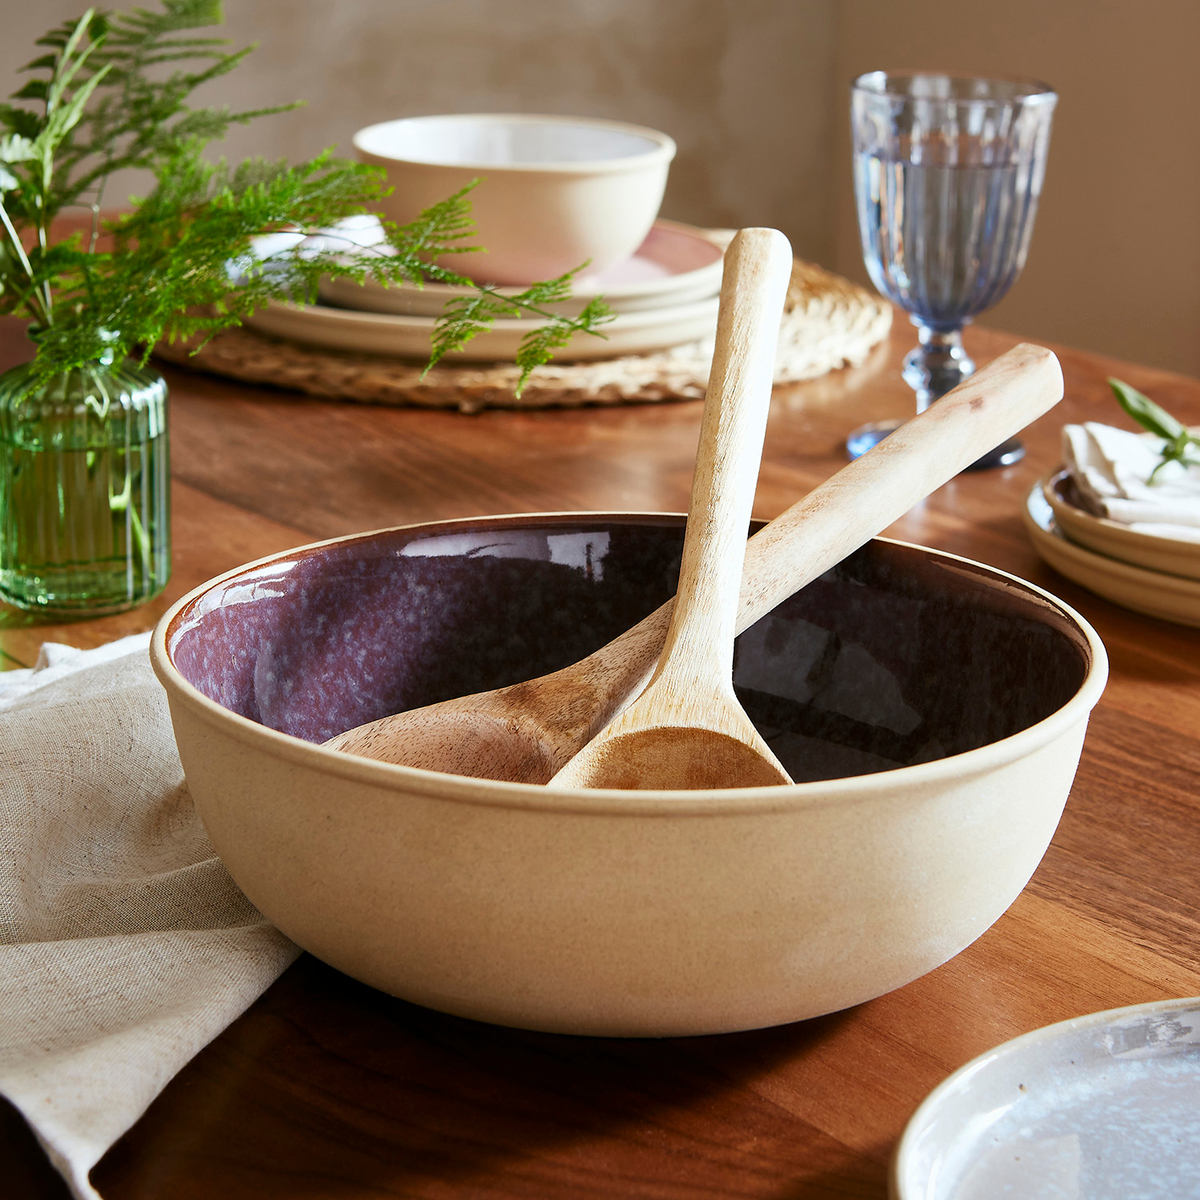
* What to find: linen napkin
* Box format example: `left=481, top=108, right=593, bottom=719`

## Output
left=0, top=633, right=299, bottom=1200
left=1062, top=421, right=1200, bottom=541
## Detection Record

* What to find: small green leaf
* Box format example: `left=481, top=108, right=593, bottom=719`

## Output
left=46, top=18, right=105, bottom=117
left=575, top=296, right=615, bottom=330
left=164, top=0, right=225, bottom=28
left=54, top=10, right=99, bottom=82
left=1108, top=377, right=1200, bottom=486
left=11, top=80, right=49, bottom=102
left=0, top=106, right=40, bottom=140
left=1108, top=377, right=1186, bottom=441
left=44, top=62, right=111, bottom=141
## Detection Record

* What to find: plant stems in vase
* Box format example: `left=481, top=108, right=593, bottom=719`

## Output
left=0, top=349, right=169, bottom=613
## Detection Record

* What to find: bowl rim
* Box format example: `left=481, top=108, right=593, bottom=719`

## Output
left=151, top=511, right=1109, bottom=817
left=352, top=113, right=677, bottom=174
left=851, top=70, right=1057, bottom=106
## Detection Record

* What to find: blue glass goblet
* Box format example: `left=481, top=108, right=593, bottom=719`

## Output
left=848, top=72, right=1057, bottom=469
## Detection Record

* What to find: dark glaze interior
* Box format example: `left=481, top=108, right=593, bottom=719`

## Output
left=168, top=515, right=1093, bottom=784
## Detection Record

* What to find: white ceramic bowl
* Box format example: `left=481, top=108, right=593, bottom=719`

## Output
left=353, top=113, right=676, bottom=285
left=151, top=514, right=1107, bottom=1038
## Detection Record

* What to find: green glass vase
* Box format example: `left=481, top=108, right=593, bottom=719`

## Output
left=0, top=352, right=171, bottom=615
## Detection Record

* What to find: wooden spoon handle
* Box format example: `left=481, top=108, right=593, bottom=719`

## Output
left=554, top=342, right=1063, bottom=754
left=735, top=342, right=1063, bottom=631
left=654, top=227, right=793, bottom=688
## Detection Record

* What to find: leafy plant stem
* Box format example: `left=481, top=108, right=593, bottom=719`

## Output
left=0, top=198, right=50, bottom=326
left=89, top=192, right=103, bottom=253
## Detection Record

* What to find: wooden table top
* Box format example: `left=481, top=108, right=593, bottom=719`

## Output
left=4, top=313, right=1199, bottom=1199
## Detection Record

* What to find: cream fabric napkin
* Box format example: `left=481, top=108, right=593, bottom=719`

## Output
left=0, top=633, right=299, bottom=1200
left=1063, top=421, right=1200, bottom=541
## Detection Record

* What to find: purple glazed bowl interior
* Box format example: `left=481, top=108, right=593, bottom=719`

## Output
left=167, top=514, right=1091, bottom=783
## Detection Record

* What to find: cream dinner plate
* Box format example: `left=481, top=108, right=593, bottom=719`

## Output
left=892, top=996, right=1200, bottom=1200
left=1023, top=485, right=1200, bottom=627
left=1041, top=470, right=1200, bottom=581
left=318, top=218, right=726, bottom=317
left=243, top=292, right=720, bottom=362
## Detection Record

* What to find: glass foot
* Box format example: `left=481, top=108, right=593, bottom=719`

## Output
left=963, top=436, right=1025, bottom=471
left=847, top=423, right=1025, bottom=471
left=846, top=420, right=902, bottom=459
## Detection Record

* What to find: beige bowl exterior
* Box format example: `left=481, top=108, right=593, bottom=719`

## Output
left=353, top=114, right=675, bottom=285
left=151, top=536, right=1107, bottom=1038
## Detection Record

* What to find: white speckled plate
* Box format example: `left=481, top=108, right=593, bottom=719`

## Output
left=1023, top=485, right=1200, bottom=627
left=892, top=996, right=1200, bottom=1200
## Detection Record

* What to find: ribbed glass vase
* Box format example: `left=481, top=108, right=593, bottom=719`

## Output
left=0, top=352, right=170, bottom=615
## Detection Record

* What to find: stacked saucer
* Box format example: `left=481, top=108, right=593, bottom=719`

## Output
left=243, top=217, right=725, bottom=362
left=1023, top=468, right=1200, bottom=628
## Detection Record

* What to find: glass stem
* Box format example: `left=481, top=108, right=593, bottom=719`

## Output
left=902, top=325, right=976, bottom=413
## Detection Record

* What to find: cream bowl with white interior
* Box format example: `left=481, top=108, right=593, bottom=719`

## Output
left=353, top=113, right=676, bottom=284
left=151, top=513, right=1107, bottom=1038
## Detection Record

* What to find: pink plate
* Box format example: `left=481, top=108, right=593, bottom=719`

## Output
left=318, top=219, right=725, bottom=317
left=574, top=220, right=725, bottom=291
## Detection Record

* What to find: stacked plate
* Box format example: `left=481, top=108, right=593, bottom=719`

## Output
left=1023, top=470, right=1200, bottom=627
left=243, top=218, right=726, bottom=362
left=894, top=995, right=1200, bottom=1200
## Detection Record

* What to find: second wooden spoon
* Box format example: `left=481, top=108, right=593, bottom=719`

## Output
left=550, top=227, right=793, bottom=790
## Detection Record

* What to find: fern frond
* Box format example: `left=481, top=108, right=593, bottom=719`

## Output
left=2, top=0, right=613, bottom=394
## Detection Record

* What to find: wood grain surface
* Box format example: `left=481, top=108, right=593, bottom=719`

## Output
left=3, top=309, right=1199, bottom=1200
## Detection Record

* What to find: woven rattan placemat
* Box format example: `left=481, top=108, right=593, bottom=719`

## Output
left=153, top=253, right=891, bottom=413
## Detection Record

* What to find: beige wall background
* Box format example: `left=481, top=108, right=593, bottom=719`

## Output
left=4, top=1, right=1196, bottom=375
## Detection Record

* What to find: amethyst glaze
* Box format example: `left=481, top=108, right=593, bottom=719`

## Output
left=168, top=515, right=1092, bottom=783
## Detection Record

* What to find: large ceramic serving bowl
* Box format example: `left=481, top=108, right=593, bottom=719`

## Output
left=353, top=113, right=676, bottom=284
left=151, top=513, right=1107, bottom=1038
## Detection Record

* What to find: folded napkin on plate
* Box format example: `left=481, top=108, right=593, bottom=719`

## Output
left=245, top=212, right=390, bottom=265
left=0, top=634, right=299, bottom=1200
left=1062, top=421, right=1200, bottom=541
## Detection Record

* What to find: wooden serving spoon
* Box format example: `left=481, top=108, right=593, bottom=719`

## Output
left=326, top=343, right=1063, bottom=787
left=549, top=227, right=794, bottom=790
